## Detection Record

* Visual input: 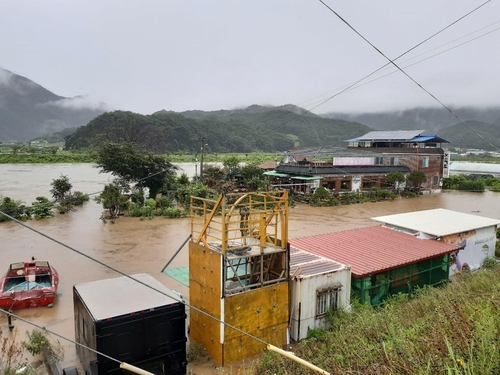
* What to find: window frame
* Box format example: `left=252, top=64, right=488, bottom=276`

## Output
left=316, top=286, right=341, bottom=318
left=421, top=156, right=429, bottom=168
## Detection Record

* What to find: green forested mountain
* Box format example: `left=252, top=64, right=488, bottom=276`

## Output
left=323, top=106, right=500, bottom=150
left=438, top=120, right=500, bottom=150
left=65, top=106, right=371, bottom=153
left=0, top=67, right=107, bottom=142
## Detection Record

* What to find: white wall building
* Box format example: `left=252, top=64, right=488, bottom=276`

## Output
left=289, top=248, right=351, bottom=341
left=373, top=208, right=500, bottom=276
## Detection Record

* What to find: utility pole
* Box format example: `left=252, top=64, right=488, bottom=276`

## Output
left=200, top=134, right=206, bottom=180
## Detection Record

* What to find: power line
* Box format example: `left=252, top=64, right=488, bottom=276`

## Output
left=317, top=0, right=500, bottom=153
left=300, top=19, right=500, bottom=109
left=332, top=26, right=500, bottom=101
left=1, top=167, right=177, bottom=218
left=0, top=308, right=120, bottom=364
left=256, top=0, right=492, bottom=133
left=0, top=210, right=269, bottom=349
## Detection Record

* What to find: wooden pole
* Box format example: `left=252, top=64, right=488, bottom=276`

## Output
left=267, top=344, right=330, bottom=375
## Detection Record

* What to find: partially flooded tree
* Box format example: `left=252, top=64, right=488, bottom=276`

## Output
left=50, top=176, right=88, bottom=214
left=386, top=171, right=406, bottom=193
left=50, top=175, right=73, bottom=213
left=407, top=170, right=427, bottom=191
left=96, top=143, right=177, bottom=199
left=96, top=181, right=129, bottom=223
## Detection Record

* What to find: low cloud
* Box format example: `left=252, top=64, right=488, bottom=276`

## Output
left=41, top=95, right=110, bottom=111
left=0, top=67, right=13, bottom=85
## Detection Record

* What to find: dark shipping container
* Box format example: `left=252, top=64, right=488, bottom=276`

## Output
left=73, top=273, right=186, bottom=375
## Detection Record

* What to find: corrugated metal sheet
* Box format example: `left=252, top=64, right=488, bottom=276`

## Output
left=373, top=208, right=500, bottom=237
left=289, top=226, right=462, bottom=278
left=289, top=248, right=347, bottom=278
left=411, top=135, right=449, bottom=143
left=351, top=130, right=425, bottom=142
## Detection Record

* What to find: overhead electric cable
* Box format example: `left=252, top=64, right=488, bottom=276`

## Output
left=0, top=210, right=330, bottom=374
left=0, top=308, right=156, bottom=375
left=0, top=309, right=119, bottom=363
left=14, top=166, right=176, bottom=215
left=326, top=26, right=500, bottom=101
left=318, top=0, right=500, bottom=153
left=258, top=0, right=492, bottom=132
left=0, top=211, right=263, bottom=346
left=300, top=20, right=500, bottom=109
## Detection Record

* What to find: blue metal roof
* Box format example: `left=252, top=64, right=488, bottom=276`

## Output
left=347, top=132, right=449, bottom=143
left=410, top=135, right=449, bottom=143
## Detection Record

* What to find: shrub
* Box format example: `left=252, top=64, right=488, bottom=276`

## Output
left=31, top=196, right=54, bottom=220
left=156, top=195, right=173, bottom=209
left=0, top=196, right=28, bottom=222
left=377, top=189, right=392, bottom=200
left=161, top=207, right=185, bottom=218
left=129, top=204, right=154, bottom=218
left=496, top=241, right=500, bottom=258
left=72, top=191, right=89, bottom=206
left=145, top=198, right=156, bottom=210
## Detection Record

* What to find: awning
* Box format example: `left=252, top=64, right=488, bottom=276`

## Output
left=263, top=171, right=290, bottom=177
left=290, top=176, right=322, bottom=180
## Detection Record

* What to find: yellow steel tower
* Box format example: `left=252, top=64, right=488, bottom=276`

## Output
left=189, top=191, right=289, bottom=365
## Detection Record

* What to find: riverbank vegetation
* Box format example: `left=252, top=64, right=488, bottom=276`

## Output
left=249, top=263, right=500, bottom=375
left=0, top=176, right=88, bottom=222
left=443, top=175, right=500, bottom=192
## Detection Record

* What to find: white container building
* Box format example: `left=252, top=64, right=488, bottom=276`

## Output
left=289, top=247, right=351, bottom=341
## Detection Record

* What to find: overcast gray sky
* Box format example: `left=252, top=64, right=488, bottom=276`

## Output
left=1, top=1, right=499, bottom=115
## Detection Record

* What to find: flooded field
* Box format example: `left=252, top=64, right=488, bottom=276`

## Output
left=1, top=163, right=500, bottom=373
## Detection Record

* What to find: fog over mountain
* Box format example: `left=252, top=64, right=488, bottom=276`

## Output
left=322, top=107, right=500, bottom=135
left=0, top=67, right=109, bottom=141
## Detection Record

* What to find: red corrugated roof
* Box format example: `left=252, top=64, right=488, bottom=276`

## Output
left=289, top=226, right=463, bottom=278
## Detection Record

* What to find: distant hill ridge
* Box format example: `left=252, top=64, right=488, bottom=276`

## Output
left=0, top=67, right=108, bottom=141
left=323, top=107, right=500, bottom=150
left=2, top=66, right=499, bottom=150
left=65, top=107, right=371, bottom=153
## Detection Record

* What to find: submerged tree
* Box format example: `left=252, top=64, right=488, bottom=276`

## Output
left=407, top=170, right=427, bottom=190
left=96, top=143, right=177, bottom=199
left=96, top=183, right=128, bottom=222
left=50, top=175, right=88, bottom=214
left=386, top=171, right=406, bottom=193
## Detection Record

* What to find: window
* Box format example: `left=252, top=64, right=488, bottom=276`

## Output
left=421, top=156, right=429, bottom=168
left=375, top=157, right=383, bottom=165
left=340, top=180, right=351, bottom=190
left=316, top=287, right=340, bottom=317
left=390, top=157, right=397, bottom=166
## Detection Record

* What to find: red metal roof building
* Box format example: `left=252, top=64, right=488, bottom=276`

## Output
left=289, top=226, right=464, bottom=306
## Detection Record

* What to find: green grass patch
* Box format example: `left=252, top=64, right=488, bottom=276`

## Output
left=250, top=266, right=500, bottom=375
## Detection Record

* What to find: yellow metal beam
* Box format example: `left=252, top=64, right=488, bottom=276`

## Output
left=195, top=194, right=224, bottom=245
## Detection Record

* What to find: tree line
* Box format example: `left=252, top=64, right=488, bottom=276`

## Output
left=64, top=106, right=371, bottom=153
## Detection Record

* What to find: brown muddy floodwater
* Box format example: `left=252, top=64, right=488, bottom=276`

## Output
left=1, top=164, right=500, bottom=374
